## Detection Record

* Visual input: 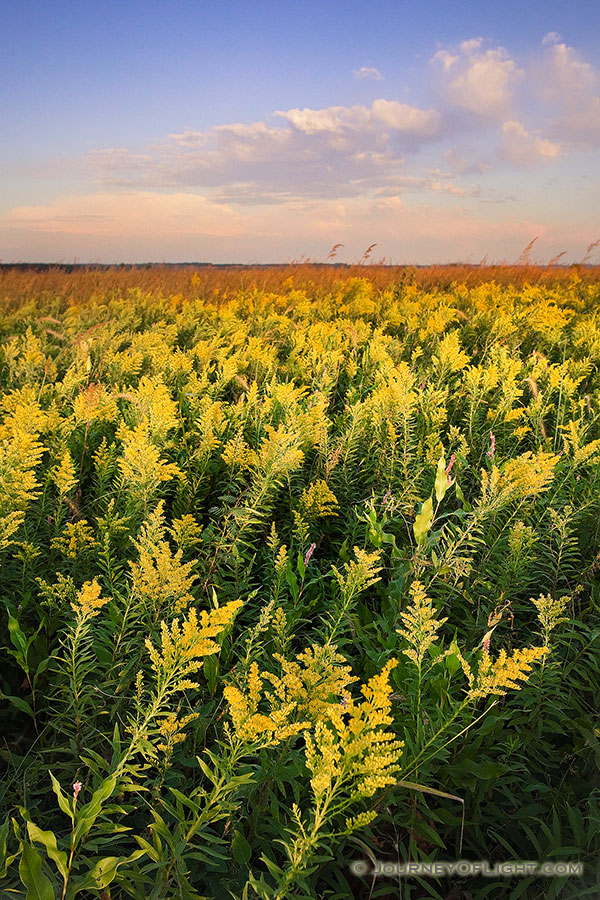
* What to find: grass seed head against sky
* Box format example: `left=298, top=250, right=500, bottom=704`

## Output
left=2, top=0, right=600, bottom=264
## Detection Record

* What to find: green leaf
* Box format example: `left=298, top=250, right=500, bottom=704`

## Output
left=26, top=822, right=67, bottom=880
left=49, top=773, right=73, bottom=821
left=232, top=829, right=252, bottom=866
left=1, top=693, right=35, bottom=717
left=434, top=451, right=448, bottom=503
left=454, top=481, right=471, bottom=511
left=446, top=638, right=462, bottom=675
left=0, top=816, right=20, bottom=879
left=203, top=652, right=220, bottom=695
left=413, top=496, right=433, bottom=545
left=19, top=841, right=55, bottom=900
left=71, top=850, right=146, bottom=894
left=7, top=611, right=29, bottom=661
left=133, top=835, right=160, bottom=863
left=73, top=774, right=117, bottom=844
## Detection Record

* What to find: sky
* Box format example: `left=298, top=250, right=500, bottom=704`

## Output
left=2, top=0, right=600, bottom=265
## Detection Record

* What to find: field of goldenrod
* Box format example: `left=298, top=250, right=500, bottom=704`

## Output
left=1, top=266, right=599, bottom=899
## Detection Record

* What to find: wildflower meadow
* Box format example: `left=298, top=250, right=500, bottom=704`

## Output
left=0, top=264, right=599, bottom=899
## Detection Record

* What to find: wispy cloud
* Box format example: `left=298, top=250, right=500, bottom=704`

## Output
left=353, top=66, right=384, bottom=81
left=2, top=191, right=243, bottom=236
left=542, top=32, right=562, bottom=45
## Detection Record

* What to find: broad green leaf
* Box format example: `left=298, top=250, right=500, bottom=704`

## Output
left=7, top=611, right=28, bottom=661
left=413, top=496, right=433, bottom=545
left=2, top=693, right=34, bottom=718
left=232, top=829, right=252, bottom=866
left=0, top=816, right=20, bottom=879
left=26, top=822, right=68, bottom=880
left=19, top=841, right=55, bottom=900
left=71, top=850, right=146, bottom=894
left=434, top=452, right=448, bottom=503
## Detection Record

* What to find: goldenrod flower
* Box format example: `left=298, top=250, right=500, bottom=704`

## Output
left=397, top=581, right=448, bottom=668
left=531, top=593, right=570, bottom=645
left=146, top=601, right=242, bottom=692
left=71, top=579, right=109, bottom=620
left=467, top=646, right=548, bottom=700
left=298, top=480, right=338, bottom=521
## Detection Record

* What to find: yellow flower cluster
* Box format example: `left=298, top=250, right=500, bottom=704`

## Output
left=51, top=450, right=78, bottom=499
left=156, top=710, right=200, bottom=754
left=481, top=450, right=560, bottom=506
left=462, top=645, right=549, bottom=700
left=298, top=480, right=338, bottom=521
left=130, top=510, right=198, bottom=617
left=397, top=581, right=448, bottom=668
left=146, top=601, right=242, bottom=691
left=71, top=579, right=109, bottom=620
left=508, top=521, right=537, bottom=558
left=117, top=423, right=182, bottom=503
left=0, top=427, right=45, bottom=550
left=331, top=547, right=382, bottom=603
left=168, top=514, right=203, bottom=550
left=573, top=438, right=600, bottom=467
left=223, top=662, right=310, bottom=745
left=72, top=382, right=118, bottom=425
left=531, top=593, right=570, bottom=644
left=131, top=375, right=179, bottom=442
left=263, top=645, right=357, bottom=721
left=221, top=430, right=256, bottom=470
left=224, top=644, right=357, bottom=745
left=366, top=364, right=417, bottom=425
left=131, top=541, right=197, bottom=616
left=434, top=330, right=470, bottom=374
left=303, top=659, right=403, bottom=800
left=255, top=424, right=305, bottom=479
left=501, top=450, right=560, bottom=498
left=51, top=520, right=96, bottom=559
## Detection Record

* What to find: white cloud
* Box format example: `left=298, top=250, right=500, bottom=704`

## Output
left=533, top=41, right=600, bottom=145
left=371, top=99, right=440, bottom=133
left=275, top=100, right=439, bottom=136
left=542, top=32, right=562, bottom=46
left=433, top=39, right=522, bottom=117
left=353, top=66, right=384, bottom=81
left=501, top=120, right=561, bottom=164
left=84, top=100, right=444, bottom=204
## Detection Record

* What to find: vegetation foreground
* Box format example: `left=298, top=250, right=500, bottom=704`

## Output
left=0, top=267, right=599, bottom=899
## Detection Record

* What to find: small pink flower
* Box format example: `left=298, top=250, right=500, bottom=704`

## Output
left=304, top=543, right=316, bottom=567
left=445, top=454, right=456, bottom=476
left=381, top=489, right=392, bottom=508
left=73, top=781, right=82, bottom=801
left=487, top=431, right=496, bottom=459
left=482, top=638, right=490, bottom=653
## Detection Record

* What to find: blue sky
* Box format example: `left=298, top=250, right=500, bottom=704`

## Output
left=2, top=0, right=600, bottom=263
